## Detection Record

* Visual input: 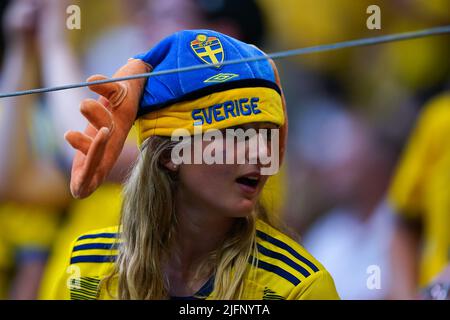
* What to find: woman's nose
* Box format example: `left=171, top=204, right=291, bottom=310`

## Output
left=247, top=132, right=271, bottom=165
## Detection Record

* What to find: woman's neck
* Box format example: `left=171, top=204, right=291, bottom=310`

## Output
left=165, top=190, right=235, bottom=296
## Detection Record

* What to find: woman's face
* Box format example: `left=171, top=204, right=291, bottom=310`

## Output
left=174, top=122, right=278, bottom=217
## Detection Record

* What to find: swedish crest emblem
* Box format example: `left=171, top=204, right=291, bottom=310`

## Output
left=190, top=34, right=224, bottom=68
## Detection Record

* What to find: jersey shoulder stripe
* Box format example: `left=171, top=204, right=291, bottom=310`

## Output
left=249, top=256, right=301, bottom=286
left=253, top=220, right=325, bottom=287
left=65, top=227, right=120, bottom=300
left=76, top=226, right=120, bottom=242
left=73, top=226, right=120, bottom=244
left=77, top=233, right=118, bottom=240
left=249, top=220, right=335, bottom=299
left=256, top=230, right=319, bottom=272
left=73, top=243, right=119, bottom=252
left=256, top=221, right=320, bottom=273
left=70, top=226, right=120, bottom=265
left=70, top=255, right=117, bottom=264
left=256, top=243, right=311, bottom=278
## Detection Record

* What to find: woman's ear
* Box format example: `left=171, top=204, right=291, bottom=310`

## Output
left=161, top=159, right=179, bottom=172
left=159, top=143, right=179, bottom=173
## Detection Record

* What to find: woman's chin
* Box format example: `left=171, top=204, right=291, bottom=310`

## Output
left=230, top=199, right=257, bottom=217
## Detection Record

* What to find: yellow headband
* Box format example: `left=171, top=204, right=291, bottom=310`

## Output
left=135, top=87, right=285, bottom=145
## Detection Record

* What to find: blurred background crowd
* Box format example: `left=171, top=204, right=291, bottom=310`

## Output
left=0, top=0, right=448, bottom=300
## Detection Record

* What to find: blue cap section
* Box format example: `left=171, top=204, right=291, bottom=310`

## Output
left=134, top=30, right=277, bottom=116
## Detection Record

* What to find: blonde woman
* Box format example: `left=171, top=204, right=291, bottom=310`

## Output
left=53, top=30, right=339, bottom=300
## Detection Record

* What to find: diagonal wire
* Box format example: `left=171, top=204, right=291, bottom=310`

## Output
left=1, top=25, right=449, bottom=99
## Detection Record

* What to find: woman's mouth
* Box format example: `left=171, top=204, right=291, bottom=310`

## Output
left=236, top=173, right=261, bottom=195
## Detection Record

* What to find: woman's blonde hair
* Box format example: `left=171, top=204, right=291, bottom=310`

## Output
left=107, top=135, right=268, bottom=299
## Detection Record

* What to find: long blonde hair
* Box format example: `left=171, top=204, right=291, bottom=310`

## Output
left=108, top=136, right=264, bottom=299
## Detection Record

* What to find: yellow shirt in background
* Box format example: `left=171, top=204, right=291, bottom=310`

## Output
left=0, top=203, right=60, bottom=299
left=38, top=183, right=123, bottom=300
left=388, top=93, right=450, bottom=286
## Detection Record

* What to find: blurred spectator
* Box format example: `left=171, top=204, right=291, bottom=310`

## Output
left=271, top=2, right=448, bottom=299
left=36, top=0, right=134, bottom=299
left=388, top=92, right=450, bottom=299
left=420, top=263, right=450, bottom=300
left=286, top=105, right=397, bottom=299
left=83, top=0, right=266, bottom=76
left=0, top=0, right=70, bottom=299
left=0, top=0, right=129, bottom=300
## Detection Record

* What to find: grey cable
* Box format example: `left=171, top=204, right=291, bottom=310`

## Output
left=1, top=25, right=449, bottom=99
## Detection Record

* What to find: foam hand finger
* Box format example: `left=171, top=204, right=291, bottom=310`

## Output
left=87, top=75, right=127, bottom=108
left=70, top=127, right=110, bottom=198
left=80, top=99, right=114, bottom=131
left=64, top=130, right=93, bottom=155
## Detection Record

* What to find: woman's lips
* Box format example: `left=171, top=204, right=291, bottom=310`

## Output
left=235, top=173, right=261, bottom=196
left=236, top=181, right=258, bottom=195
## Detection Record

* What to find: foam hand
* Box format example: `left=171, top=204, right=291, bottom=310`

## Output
left=65, top=59, right=151, bottom=198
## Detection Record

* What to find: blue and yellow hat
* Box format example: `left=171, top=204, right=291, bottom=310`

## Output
left=133, top=29, right=287, bottom=159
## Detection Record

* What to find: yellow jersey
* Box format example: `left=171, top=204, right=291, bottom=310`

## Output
left=52, top=219, right=339, bottom=300
left=388, top=93, right=450, bottom=286
left=38, top=183, right=123, bottom=299
left=0, top=202, right=60, bottom=299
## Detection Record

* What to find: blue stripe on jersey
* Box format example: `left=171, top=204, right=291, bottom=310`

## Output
left=70, top=255, right=117, bottom=264
left=171, top=276, right=215, bottom=300
left=73, top=243, right=119, bottom=252
left=256, top=230, right=319, bottom=272
left=77, top=233, right=118, bottom=241
left=257, top=243, right=311, bottom=278
left=249, top=256, right=301, bottom=286
left=195, top=276, right=215, bottom=298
